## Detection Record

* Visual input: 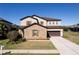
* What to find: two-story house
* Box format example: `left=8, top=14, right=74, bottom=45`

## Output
left=19, top=15, right=63, bottom=40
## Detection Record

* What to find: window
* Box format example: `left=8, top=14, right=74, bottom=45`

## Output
left=27, top=21, right=31, bottom=25
left=32, top=30, right=38, bottom=36
left=40, top=21, right=44, bottom=25
left=52, top=21, right=54, bottom=24
left=56, top=21, right=58, bottom=24
left=49, top=22, right=51, bottom=24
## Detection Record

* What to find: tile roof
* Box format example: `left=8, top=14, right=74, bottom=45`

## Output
left=32, top=15, right=61, bottom=21
left=20, top=15, right=61, bottom=21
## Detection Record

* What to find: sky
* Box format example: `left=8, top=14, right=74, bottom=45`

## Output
left=0, top=3, right=79, bottom=26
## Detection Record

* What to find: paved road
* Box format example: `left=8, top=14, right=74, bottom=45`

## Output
left=50, top=37, right=79, bottom=55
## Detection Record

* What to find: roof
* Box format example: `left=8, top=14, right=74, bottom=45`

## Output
left=70, top=24, right=79, bottom=28
left=20, top=16, right=38, bottom=21
left=0, top=18, right=19, bottom=30
left=39, top=17, right=61, bottom=21
left=47, top=26, right=63, bottom=29
left=20, top=15, right=61, bottom=21
left=23, top=23, right=47, bottom=29
left=32, top=15, right=61, bottom=21
left=0, top=18, right=13, bottom=24
left=20, top=16, right=39, bottom=23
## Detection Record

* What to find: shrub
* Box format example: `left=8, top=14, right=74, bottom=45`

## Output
left=22, top=38, right=26, bottom=42
left=7, top=31, right=22, bottom=44
left=63, top=27, right=69, bottom=31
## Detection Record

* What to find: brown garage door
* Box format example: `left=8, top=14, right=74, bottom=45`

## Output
left=48, top=31, right=60, bottom=36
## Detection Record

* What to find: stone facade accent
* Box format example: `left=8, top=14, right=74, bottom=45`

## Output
left=24, top=24, right=47, bottom=40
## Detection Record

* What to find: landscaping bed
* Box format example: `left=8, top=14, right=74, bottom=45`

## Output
left=64, top=31, right=79, bottom=45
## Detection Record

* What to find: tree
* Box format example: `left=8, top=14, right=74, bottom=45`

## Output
left=7, top=31, right=20, bottom=43
left=77, top=24, right=79, bottom=26
left=0, top=21, right=8, bottom=39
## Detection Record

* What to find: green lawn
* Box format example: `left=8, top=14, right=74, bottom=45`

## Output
left=0, top=39, right=17, bottom=49
left=0, top=39, right=56, bottom=49
left=63, top=31, right=79, bottom=45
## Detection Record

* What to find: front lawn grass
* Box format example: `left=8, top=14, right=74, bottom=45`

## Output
left=0, top=39, right=56, bottom=49
left=0, top=39, right=17, bottom=49
left=64, top=31, right=79, bottom=45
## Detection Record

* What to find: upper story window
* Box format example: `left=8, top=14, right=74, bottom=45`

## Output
left=47, top=21, right=59, bottom=26
left=27, top=21, right=31, bottom=25
left=56, top=21, right=58, bottom=25
left=49, top=22, right=51, bottom=24
left=52, top=21, right=54, bottom=24
left=40, top=21, right=44, bottom=25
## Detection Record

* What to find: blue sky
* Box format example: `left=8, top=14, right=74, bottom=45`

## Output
left=0, top=3, right=79, bottom=25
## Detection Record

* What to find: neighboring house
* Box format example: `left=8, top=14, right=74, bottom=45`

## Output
left=0, top=18, right=13, bottom=31
left=69, top=24, right=79, bottom=32
left=0, top=18, right=18, bottom=31
left=0, top=18, right=13, bottom=38
left=0, top=18, right=18, bottom=38
left=19, top=15, right=63, bottom=40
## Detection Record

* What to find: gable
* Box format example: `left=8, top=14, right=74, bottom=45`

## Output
left=20, top=17, right=38, bottom=26
left=20, top=16, right=37, bottom=22
left=20, top=15, right=61, bottom=26
left=32, top=15, right=47, bottom=22
left=20, top=15, right=61, bottom=21
left=32, top=15, right=47, bottom=26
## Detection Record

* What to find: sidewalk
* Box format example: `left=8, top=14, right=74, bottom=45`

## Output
left=0, top=49, right=59, bottom=55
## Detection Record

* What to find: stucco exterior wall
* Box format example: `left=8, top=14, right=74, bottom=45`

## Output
left=47, top=21, right=61, bottom=26
left=20, top=16, right=61, bottom=27
left=20, top=17, right=37, bottom=26
left=33, top=16, right=47, bottom=26
left=24, top=25, right=47, bottom=40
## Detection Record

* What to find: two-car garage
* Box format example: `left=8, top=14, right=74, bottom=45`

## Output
left=47, top=29, right=63, bottom=37
left=48, top=31, right=60, bottom=36
left=47, top=26, right=63, bottom=37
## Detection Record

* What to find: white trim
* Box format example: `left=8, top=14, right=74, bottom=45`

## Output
left=33, top=16, right=47, bottom=26
left=47, top=21, right=61, bottom=26
left=20, top=17, right=37, bottom=26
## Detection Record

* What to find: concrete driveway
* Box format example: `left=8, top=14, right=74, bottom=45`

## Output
left=50, top=36, right=79, bottom=55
